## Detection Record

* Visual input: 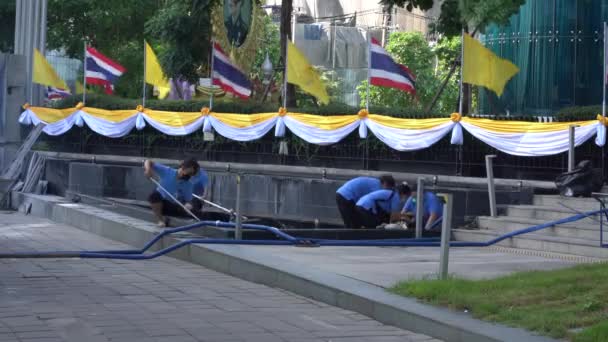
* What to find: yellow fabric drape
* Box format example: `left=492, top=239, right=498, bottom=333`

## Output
left=287, top=113, right=358, bottom=130
left=29, top=107, right=76, bottom=123
left=83, top=107, right=138, bottom=122
left=144, top=110, right=201, bottom=126
left=368, top=115, right=451, bottom=130
left=211, top=113, right=276, bottom=128
left=462, top=117, right=596, bottom=133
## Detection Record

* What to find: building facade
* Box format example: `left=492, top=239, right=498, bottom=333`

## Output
left=480, top=0, right=608, bottom=115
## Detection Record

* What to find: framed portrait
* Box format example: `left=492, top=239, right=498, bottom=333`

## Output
left=223, top=0, right=252, bottom=47
left=212, top=0, right=262, bottom=72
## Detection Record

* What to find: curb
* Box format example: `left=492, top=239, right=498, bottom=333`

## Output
left=12, top=192, right=557, bottom=342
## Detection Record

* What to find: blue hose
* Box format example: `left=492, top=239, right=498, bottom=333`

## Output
left=1, top=208, right=605, bottom=259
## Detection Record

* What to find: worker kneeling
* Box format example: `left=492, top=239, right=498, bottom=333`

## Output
left=144, top=158, right=200, bottom=227
left=353, top=183, right=411, bottom=229
left=401, top=190, right=444, bottom=233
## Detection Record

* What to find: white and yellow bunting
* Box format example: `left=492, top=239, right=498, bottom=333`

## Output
left=18, top=104, right=608, bottom=157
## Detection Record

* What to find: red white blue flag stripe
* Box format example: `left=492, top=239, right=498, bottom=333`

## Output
left=212, top=42, right=252, bottom=99
left=45, top=86, right=71, bottom=100
left=85, top=46, right=126, bottom=95
left=369, top=38, right=416, bottom=95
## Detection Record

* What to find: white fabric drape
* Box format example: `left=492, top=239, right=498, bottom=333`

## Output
left=208, top=116, right=277, bottom=141
left=461, top=122, right=599, bottom=156
left=283, top=116, right=360, bottom=145
left=365, top=119, right=456, bottom=151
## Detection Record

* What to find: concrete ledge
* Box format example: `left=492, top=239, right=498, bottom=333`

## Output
left=33, top=150, right=556, bottom=190
left=11, top=192, right=556, bottom=342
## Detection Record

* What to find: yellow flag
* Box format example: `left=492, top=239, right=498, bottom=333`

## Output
left=463, top=34, right=519, bottom=97
left=33, top=49, right=69, bottom=90
left=287, top=41, right=329, bottom=104
left=145, top=42, right=170, bottom=99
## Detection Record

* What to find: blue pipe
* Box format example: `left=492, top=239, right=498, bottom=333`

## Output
left=1, top=208, right=605, bottom=259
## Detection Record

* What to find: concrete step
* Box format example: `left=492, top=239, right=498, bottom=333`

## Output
left=453, top=228, right=608, bottom=259
left=533, top=195, right=602, bottom=210
left=502, top=204, right=600, bottom=223
left=477, top=216, right=602, bottom=241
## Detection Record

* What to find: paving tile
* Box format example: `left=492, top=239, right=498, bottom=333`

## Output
left=0, top=213, right=439, bottom=342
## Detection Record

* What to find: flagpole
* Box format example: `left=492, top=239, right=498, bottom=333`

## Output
left=209, top=39, right=215, bottom=110
left=366, top=29, right=371, bottom=111
left=603, top=21, right=606, bottom=120
left=142, top=40, right=147, bottom=108
left=603, top=22, right=607, bottom=179
left=282, top=42, right=288, bottom=109
left=458, top=28, right=464, bottom=115
left=82, top=41, right=87, bottom=105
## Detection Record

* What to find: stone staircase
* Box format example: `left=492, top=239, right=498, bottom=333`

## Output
left=452, top=194, right=608, bottom=259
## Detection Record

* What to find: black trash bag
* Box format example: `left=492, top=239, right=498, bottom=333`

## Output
left=555, top=160, right=601, bottom=197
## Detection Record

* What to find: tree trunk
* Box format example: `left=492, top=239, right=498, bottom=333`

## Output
left=280, top=0, right=296, bottom=107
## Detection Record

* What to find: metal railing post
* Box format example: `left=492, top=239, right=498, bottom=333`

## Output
left=235, top=174, right=242, bottom=240
left=415, top=178, right=425, bottom=239
left=568, top=125, right=579, bottom=172
left=439, top=193, right=453, bottom=280
left=485, top=155, right=497, bottom=217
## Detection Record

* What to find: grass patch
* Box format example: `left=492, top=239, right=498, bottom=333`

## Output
left=390, top=263, right=608, bottom=340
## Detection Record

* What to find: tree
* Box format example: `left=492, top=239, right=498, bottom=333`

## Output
left=46, top=0, right=161, bottom=98
left=383, top=0, right=524, bottom=114
left=379, top=0, right=434, bottom=12
left=358, top=32, right=460, bottom=114
left=145, top=0, right=218, bottom=86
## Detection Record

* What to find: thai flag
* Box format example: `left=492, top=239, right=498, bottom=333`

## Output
left=85, top=46, right=126, bottom=95
left=45, top=86, right=71, bottom=100
left=212, top=42, right=252, bottom=99
left=369, top=38, right=416, bottom=95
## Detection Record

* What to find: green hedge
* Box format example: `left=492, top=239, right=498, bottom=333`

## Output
left=50, top=94, right=446, bottom=118
left=52, top=94, right=603, bottom=122
left=554, top=105, right=601, bottom=122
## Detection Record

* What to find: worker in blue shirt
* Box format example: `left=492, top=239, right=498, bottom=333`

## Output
left=144, top=158, right=200, bottom=227
left=401, top=190, right=444, bottom=231
left=191, top=167, right=209, bottom=212
left=336, top=175, right=395, bottom=228
left=353, top=182, right=411, bottom=229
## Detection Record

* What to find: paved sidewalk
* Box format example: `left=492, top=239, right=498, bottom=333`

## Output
left=0, top=211, right=440, bottom=342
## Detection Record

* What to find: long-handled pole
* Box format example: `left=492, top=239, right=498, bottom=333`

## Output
left=148, top=177, right=200, bottom=221
left=82, top=41, right=87, bottom=105
left=192, top=194, right=248, bottom=221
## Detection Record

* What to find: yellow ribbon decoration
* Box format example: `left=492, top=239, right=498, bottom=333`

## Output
left=597, top=114, right=608, bottom=126
left=75, top=102, right=85, bottom=110
left=358, top=109, right=369, bottom=119
left=22, top=103, right=30, bottom=110
left=278, top=107, right=287, bottom=117
left=201, top=107, right=210, bottom=116
left=451, top=112, right=462, bottom=122
left=462, top=117, right=596, bottom=133
left=136, top=105, right=144, bottom=112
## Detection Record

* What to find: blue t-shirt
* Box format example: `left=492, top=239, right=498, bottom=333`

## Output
left=336, top=177, right=382, bottom=202
left=192, top=169, right=209, bottom=195
left=356, top=189, right=401, bottom=214
left=153, top=163, right=193, bottom=202
left=402, top=191, right=443, bottom=218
